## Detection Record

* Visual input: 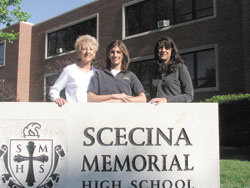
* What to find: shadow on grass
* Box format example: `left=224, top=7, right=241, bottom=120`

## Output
left=220, top=146, right=250, bottom=161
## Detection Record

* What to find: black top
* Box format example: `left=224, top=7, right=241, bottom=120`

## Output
left=88, top=69, right=145, bottom=96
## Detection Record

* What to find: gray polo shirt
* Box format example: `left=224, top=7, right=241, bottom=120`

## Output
left=156, top=64, right=194, bottom=102
left=88, top=69, right=145, bottom=96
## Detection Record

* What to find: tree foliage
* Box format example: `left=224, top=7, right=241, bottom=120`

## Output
left=0, top=0, right=31, bottom=42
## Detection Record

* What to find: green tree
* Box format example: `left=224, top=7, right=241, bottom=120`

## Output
left=0, top=0, right=31, bottom=42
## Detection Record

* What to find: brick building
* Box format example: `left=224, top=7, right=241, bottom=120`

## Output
left=0, top=0, right=249, bottom=102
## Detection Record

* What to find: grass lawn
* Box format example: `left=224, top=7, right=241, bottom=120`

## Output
left=220, top=160, right=250, bottom=188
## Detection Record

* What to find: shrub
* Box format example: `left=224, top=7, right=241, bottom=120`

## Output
left=204, top=93, right=250, bottom=103
left=203, top=94, right=250, bottom=147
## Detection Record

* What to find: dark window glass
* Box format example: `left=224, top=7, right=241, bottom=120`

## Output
left=45, top=74, right=65, bottom=102
left=48, top=33, right=56, bottom=56
left=125, top=0, right=213, bottom=36
left=75, top=22, right=86, bottom=38
left=47, top=17, right=97, bottom=57
left=126, top=3, right=141, bottom=36
left=182, top=48, right=216, bottom=89
left=195, top=0, right=213, bottom=18
left=183, top=54, right=194, bottom=80
left=86, top=18, right=97, bottom=37
left=129, top=59, right=159, bottom=101
left=196, top=0, right=213, bottom=10
left=56, top=30, right=66, bottom=52
left=141, top=0, right=156, bottom=32
left=174, top=0, right=213, bottom=24
left=125, top=0, right=169, bottom=36
left=157, top=0, right=169, bottom=21
left=0, top=43, right=4, bottom=66
left=174, top=0, right=193, bottom=23
left=65, top=27, right=76, bottom=51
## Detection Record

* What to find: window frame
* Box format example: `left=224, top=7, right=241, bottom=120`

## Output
left=122, top=0, right=216, bottom=40
left=130, top=55, right=155, bottom=100
left=0, top=41, right=6, bottom=67
left=43, top=73, right=62, bottom=102
left=45, top=13, right=99, bottom=59
left=179, top=44, right=219, bottom=92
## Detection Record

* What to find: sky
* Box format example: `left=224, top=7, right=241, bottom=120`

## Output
left=1, top=0, right=94, bottom=29
left=22, top=0, right=94, bottom=24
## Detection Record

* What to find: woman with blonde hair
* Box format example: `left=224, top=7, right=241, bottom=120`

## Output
left=49, top=35, right=99, bottom=106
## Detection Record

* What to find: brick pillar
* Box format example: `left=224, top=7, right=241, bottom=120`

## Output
left=242, top=0, right=250, bottom=92
left=16, top=22, right=33, bottom=101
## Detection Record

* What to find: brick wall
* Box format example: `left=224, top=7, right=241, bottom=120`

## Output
left=0, top=24, right=20, bottom=101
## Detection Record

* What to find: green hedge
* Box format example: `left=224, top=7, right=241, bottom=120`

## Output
left=204, top=93, right=250, bottom=103
left=203, top=94, right=250, bottom=146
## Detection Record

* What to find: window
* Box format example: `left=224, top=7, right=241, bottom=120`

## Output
left=174, top=0, right=213, bottom=24
left=44, top=74, right=65, bottom=102
left=47, top=17, right=97, bottom=57
left=0, top=42, right=5, bottom=66
left=124, top=0, right=213, bottom=37
left=125, top=0, right=169, bottom=36
left=182, top=48, right=216, bottom=89
left=129, top=58, right=159, bottom=100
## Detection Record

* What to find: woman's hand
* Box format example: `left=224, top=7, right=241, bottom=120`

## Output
left=102, top=99, right=123, bottom=103
left=55, top=98, right=68, bottom=107
left=149, top=97, right=168, bottom=104
left=88, top=92, right=146, bottom=103
left=111, top=93, right=131, bottom=103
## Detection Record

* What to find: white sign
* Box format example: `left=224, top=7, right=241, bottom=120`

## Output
left=0, top=103, right=220, bottom=188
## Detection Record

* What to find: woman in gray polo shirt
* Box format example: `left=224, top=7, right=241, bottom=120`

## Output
left=88, top=40, right=146, bottom=103
left=149, top=37, right=193, bottom=103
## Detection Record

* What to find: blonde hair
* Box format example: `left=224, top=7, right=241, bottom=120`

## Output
left=75, top=35, right=99, bottom=56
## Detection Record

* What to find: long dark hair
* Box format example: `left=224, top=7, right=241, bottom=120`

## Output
left=154, top=37, right=184, bottom=73
left=106, top=40, right=130, bottom=72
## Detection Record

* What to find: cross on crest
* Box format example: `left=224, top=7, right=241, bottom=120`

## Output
left=10, top=139, right=53, bottom=188
left=14, top=141, right=49, bottom=186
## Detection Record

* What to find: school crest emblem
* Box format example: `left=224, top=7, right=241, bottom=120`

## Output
left=0, top=122, right=65, bottom=188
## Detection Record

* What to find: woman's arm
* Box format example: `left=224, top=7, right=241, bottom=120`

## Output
left=129, top=73, right=146, bottom=103
left=88, top=92, right=137, bottom=103
left=88, top=92, right=113, bottom=102
left=49, top=69, right=68, bottom=106
left=127, top=93, right=147, bottom=103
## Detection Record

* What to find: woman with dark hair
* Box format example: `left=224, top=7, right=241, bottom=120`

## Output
left=149, top=37, right=193, bottom=103
left=88, top=40, right=146, bottom=103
